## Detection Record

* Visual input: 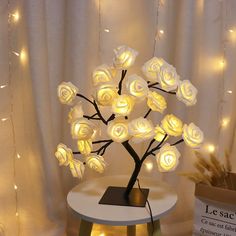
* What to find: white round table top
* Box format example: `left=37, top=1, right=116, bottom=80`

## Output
left=67, top=175, right=177, bottom=226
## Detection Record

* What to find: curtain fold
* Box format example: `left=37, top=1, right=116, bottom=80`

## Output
left=0, top=0, right=236, bottom=235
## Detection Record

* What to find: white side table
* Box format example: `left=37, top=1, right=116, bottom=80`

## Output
left=67, top=175, right=177, bottom=236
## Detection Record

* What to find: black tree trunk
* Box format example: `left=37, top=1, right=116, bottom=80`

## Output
left=122, top=141, right=142, bottom=198
left=124, top=162, right=142, bottom=197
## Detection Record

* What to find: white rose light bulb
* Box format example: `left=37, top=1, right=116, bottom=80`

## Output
left=92, top=64, right=116, bottom=86
left=142, top=57, right=165, bottom=82
left=147, top=91, right=167, bottom=113
left=113, top=45, right=138, bottom=69
left=69, top=160, right=85, bottom=178
left=158, top=64, right=179, bottom=91
left=71, top=118, right=96, bottom=140
left=107, top=119, right=129, bottom=143
left=182, top=123, right=204, bottom=148
left=86, top=155, right=107, bottom=173
left=177, top=80, right=197, bottom=106
left=156, top=144, right=180, bottom=172
left=57, top=82, right=78, bottom=105
left=96, top=84, right=118, bottom=106
left=68, top=102, right=84, bottom=124
left=154, top=125, right=167, bottom=142
left=77, top=140, right=93, bottom=155
left=128, top=117, right=155, bottom=143
left=112, top=94, right=135, bottom=116
left=161, top=114, right=183, bottom=137
left=126, top=74, right=149, bottom=100
left=55, top=143, right=73, bottom=166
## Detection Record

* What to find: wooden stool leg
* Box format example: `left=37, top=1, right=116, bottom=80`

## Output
left=127, top=225, right=136, bottom=236
left=79, top=219, right=93, bottom=236
left=147, top=220, right=161, bottom=236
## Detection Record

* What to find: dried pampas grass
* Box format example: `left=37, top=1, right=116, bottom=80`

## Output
left=179, top=151, right=232, bottom=188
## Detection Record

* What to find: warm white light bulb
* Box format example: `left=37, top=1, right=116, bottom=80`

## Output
left=12, top=51, right=20, bottom=57
left=221, top=117, right=230, bottom=128
left=20, top=49, right=27, bottom=64
left=17, top=153, right=21, bottom=159
left=12, top=10, right=20, bottom=22
left=1, top=118, right=8, bottom=122
left=145, top=162, right=153, bottom=172
left=219, top=60, right=225, bottom=68
left=159, top=30, right=164, bottom=34
left=99, top=233, right=105, bottom=236
left=160, top=0, right=165, bottom=6
left=104, top=29, right=110, bottom=32
left=14, top=184, right=18, bottom=190
left=227, top=90, right=232, bottom=94
left=0, top=85, right=7, bottom=89
left=15, top=212, right=19, bottom=217
left=207, top=144, right=215, bottom=153
left=229, top=29, right=234, bottom=33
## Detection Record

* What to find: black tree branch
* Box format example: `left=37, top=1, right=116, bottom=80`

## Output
left=141, top=139, right=156, bottom=162
left=73, top=140, right=113, bottom=156
left=83, top=115, right=100, bottom=120
left=151, top=86, right=176, bottom=94
left=142, top=134, right=168, bottom=161
left=118, top=70, right=127, bottom=95
left=148, top=82, right=159, bottom=88
left=76, top=93, right=94, bottom=105
left=107, top=114, right=116, bottom=123
left=97, top=140, right=113, bottom=155
left=93, top=100, right=107, bottom=125
left=171, top=138, right=184, bottom=146
left=144, top=109, right=152, bottom=118
left=93, top=139, right=113, bottom=144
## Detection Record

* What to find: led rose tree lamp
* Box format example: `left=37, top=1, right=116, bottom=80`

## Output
left=55, top=45, right=204, bottom=207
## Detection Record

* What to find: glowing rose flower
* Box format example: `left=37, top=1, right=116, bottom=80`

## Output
left=71, top=118, right=96, bottom=140
left=68, top=102, right=84, bottom=124
left=95, top=84, right=118, bottom=106
left=156, top=143, right=180, bottom=172
left=176, top=80, right=197, bottom=106
left=55, top=143, right=73, bottom=166
left=107, top=118, right=129, bottom=143
left=142, top=57, right=166, bottom=82
left=113, top=45, right=138, bottom=69
left=112, top=94, right=135, bottom=116
left=154, top=125, right=168, bottom=142
left=69, top=160, right=85, bottom=178
left=147, top=91, right=167, bottom=113
left=77, top=139, right=93, bottom=155
left=161, top=114, right=183, bottom=137
left=128, top=117, right=155, bottom=143
left=57, top=82, right=78, bottom=105
left=158, top=64, right=179, bottom=92
left=182, top=123, right=204, bottom=148
left=126, top=74, right=149, bottom=99
left=86, top=155, right=107, bottom=174
left=92, top=64, right=116, bottom=86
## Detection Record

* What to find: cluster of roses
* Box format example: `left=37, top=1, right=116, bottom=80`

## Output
left=55, top=45, right=204, bottom=178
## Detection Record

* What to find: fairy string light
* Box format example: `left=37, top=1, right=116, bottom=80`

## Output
left=152, top=0, right=161, bottom=56
left=152, top=0, right=166, bottom=57
left=6, top=0, right=21, bottom=235
left=218, top=0, right=228, bottom=134
left=98, top=0, right=102, bottom=63
left=207, top=0, right=233, bottom=154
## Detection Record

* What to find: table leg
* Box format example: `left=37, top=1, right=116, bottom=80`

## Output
left=127, top=225, right=136, bottom=236
left=79, top=219, right=93, bottom=236
left=147, top=220, right=161, bottom=236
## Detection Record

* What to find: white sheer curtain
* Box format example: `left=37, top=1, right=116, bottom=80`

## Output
left=1, top=0, right=236, bottom=235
